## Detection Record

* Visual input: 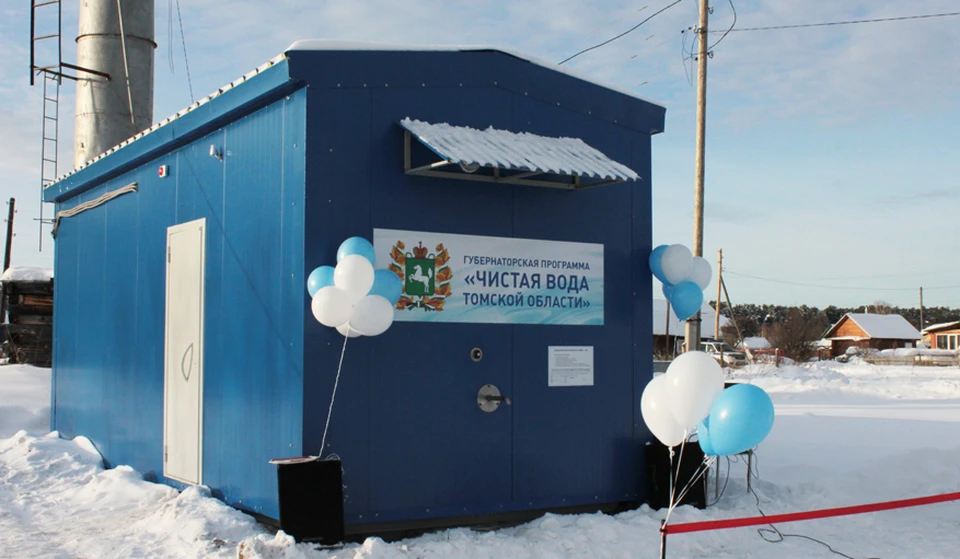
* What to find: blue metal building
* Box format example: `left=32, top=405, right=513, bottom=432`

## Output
left=45, top=42, right=665, bottom=533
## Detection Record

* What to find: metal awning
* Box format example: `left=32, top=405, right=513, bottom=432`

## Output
left=401, top=118, right=639, bottom=189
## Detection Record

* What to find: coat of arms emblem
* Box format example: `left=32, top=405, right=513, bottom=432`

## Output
left=388, top=241, right=452, bottom=311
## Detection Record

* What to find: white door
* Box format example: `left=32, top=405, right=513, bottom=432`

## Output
left=163, top=218, right=206, bottom=484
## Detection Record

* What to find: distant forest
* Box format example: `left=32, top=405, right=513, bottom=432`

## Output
left=709, top=301, right=960, bottom=339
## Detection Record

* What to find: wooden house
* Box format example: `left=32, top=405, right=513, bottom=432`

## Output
left=921, top=321, right=960, bottom=350
left=823, top=313, right=921, bottom=357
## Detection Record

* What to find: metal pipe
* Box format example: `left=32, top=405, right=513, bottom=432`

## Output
left=659, top=519, right=668, bottom=559
left=74, top=0, right=155, bottom=168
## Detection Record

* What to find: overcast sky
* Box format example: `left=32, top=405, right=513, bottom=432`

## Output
left=2, top=0, right=958, bottom=309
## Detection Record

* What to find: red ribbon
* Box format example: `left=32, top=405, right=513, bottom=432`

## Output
left=663, top=491, right=960, bottom=535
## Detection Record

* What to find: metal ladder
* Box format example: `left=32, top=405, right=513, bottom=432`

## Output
left=38, top=70, right=60, bottom=249
left=31, top=0, right=62, bottom=250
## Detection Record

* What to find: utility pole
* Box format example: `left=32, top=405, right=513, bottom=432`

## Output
left=919, top=286, right=924, bottom=333
left=714, top=249, right=722, bottom=339
left=1, top=198, right=15, bottom=323
left=684, top=0, right=709, bottom=353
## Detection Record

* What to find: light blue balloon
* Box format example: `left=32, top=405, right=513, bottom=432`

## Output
left=307, top=266, right=335, bottom=297
left=649, top=245, right=669, bottom=284
left=661, top=281, right=675, bottom=300
left=697, top=420, right=717, bottom=457
left=707, top=384, right=775, bottom=456
left=337, top=237, right=376, bottom=266
left=368, top=269, right=403, bottom=305
left=669, top=281, right=703, bottom=321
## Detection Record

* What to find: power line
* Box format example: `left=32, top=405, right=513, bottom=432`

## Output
left=724, top=270, right=960, bottom=292
left=582, top=4, right=649, bottom=39
left=175, top=0, right=194, bottom=103
left=708, top=0, right=737, bottom=50
left=712, top=10, right=960, bottom=33
left=559, top=0, right=684, bottom=65
left=815, top=269, right=960, bottom=281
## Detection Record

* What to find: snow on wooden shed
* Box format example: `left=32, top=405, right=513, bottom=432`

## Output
left=824, top=313, right=922, bottom=357
left=43, top=41, right=665, bottom=535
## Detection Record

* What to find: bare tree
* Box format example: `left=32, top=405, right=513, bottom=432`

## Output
left=871, top=300, right=893, bottom=315
left=766, top=309, right=829, bottom=364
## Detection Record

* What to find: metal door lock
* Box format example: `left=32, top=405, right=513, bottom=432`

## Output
left=477, top=384, right=511, bottom=412
left=470, top=347, right=483, bottom=362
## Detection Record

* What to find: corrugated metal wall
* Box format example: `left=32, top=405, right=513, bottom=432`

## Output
left=292, top=50, right=660, bottom=528
left=51, top=88, right=307, bottom=518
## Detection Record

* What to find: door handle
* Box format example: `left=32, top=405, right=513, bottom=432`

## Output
left=477, top=384, right=510, bottom=412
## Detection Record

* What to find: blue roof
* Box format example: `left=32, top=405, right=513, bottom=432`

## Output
left=47, top=43, right=666, bottom=203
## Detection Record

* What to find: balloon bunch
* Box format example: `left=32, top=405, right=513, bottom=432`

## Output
left=307, top=237, right=403, bottom=337
left=640, top=351, right=774, bottom=456
left=649, top=244, right=712, bottom=321
left=697, top=383, right=774, bottom=457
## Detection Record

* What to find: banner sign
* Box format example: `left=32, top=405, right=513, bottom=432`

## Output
left=373, top=229, right=604, bottom=325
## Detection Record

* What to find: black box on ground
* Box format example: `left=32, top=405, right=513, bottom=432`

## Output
left=645, top=440, right=707, bottom=510
left=273, top=457, right=345, bottom=544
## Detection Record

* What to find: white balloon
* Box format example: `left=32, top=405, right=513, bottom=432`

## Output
left=664, top=351, right=725, bottom=430
left=311, top=286, right=353, bottom=328
left=661, top=244, right=693, bottom=285
left=336, top=323, right=363, bottom=338
left=334, top=254, right=375, bottom=304
left=348, top=295, right=395, bottom=337
left=640, top=375, right=688, bottom=447
left=688, top=257, right=712, bottom=290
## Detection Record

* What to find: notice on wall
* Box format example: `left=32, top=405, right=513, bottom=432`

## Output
left=373, top=229, right=603, bottom=325
left=548, top=346, right=594, bottom=387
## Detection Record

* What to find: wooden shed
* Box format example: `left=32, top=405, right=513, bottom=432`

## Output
left=921, top=321, right=960, bottom=350
left=1, top=267, right=54, bottom=367
left=824, top=313, right=921, bottom=358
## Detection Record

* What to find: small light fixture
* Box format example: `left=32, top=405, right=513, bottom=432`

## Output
left=209, top=144, right=223, bottom=161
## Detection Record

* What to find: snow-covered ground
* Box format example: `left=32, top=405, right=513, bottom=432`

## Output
left=3, top=360, right=960, bottom=558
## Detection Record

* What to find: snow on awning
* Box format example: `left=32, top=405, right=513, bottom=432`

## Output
left=401, top=118, right=639, bottom=189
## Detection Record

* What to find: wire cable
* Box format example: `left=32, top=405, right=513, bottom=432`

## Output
left=175, top=0, right=195, bottom=103
left=582, top=4, right=649, bottom=39
left=708, top=0, right=737, bottom=50
left=707, top=456, right=732, bottom=506
left=559, top=0, right=684, bottom=65
left=713, top=10, right=960, bottom=33
left=749, top=484, right=862, bottom=559
left=724, top=269, right=960, bottom=292
left=167, top=0, right=175, bottom=73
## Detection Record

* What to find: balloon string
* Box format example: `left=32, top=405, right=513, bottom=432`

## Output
left=665, top=436, right=685, bottom=525
left=669, top=435, right=687, bottom=511
left=664, top=446, right=717, bottom=527
left=318, top=333, right=349, bottom=457
left=667, top=455, right=716, bottom=520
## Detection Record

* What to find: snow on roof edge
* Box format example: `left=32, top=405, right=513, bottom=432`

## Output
left=921, top=321, right=960, bottom=334
left=1, top=267, right=53, bottom=283
left=47, top=54, right=288, bottom=188
left=285, top=39, right=666, bottom=110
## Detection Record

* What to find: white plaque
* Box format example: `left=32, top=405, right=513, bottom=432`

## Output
left=548, top=346, right=594, bottom=387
